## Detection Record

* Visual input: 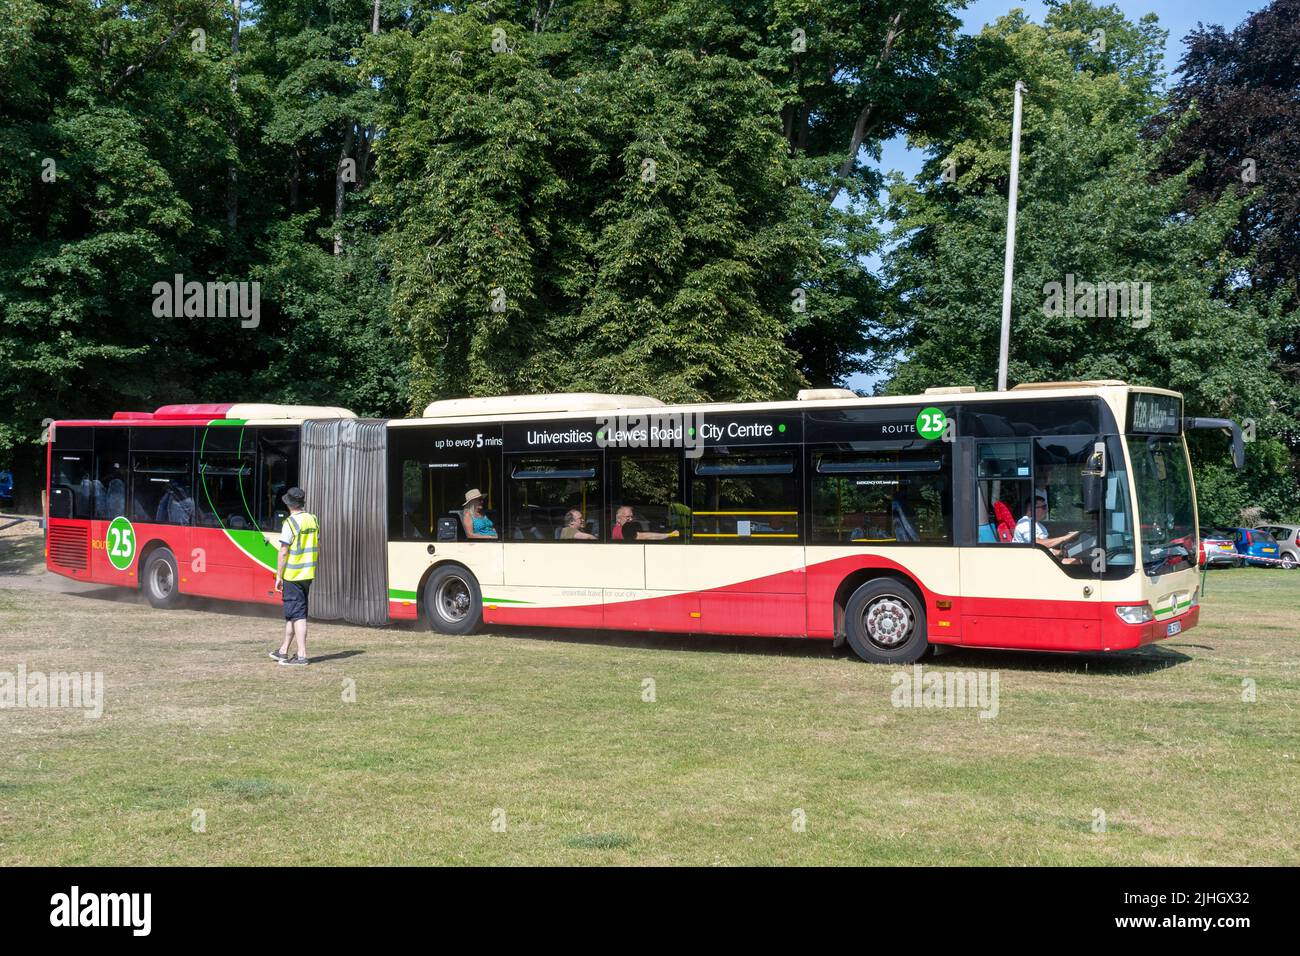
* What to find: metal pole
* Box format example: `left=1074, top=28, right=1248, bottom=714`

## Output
left=997, top=80, right=1027, bottom=392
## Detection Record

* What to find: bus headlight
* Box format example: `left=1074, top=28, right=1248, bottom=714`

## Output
left=1116, top=604, right=1154, bottom=624
left=1190, top=587, right=1199, bottom=608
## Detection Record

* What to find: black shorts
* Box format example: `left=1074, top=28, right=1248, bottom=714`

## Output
left=282, top=579, right=312, bottom=621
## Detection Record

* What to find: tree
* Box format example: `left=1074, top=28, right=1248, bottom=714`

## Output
left=369, top=5, right=821, bottom=408
left=881, top=2, right=1298, bottom=523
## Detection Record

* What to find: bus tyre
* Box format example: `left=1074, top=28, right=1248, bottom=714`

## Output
left=844, top=578, right=928, bottom=664
left=424, top=565, right=482, bottom=635
left=142, top=548, right=182, bottom=609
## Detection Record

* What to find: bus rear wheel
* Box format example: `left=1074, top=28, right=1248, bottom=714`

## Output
left=844, top=578, right=928, bottom=664
left=423, top=565, right=482, bottom=636
left=142, top=548, right=182, bottom=609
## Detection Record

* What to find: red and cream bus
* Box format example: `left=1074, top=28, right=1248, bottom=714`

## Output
left=45, top=382, right=1243, bottom=663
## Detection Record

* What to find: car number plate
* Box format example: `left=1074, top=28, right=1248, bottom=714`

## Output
left=1166, top=620, right=1182, bottom=637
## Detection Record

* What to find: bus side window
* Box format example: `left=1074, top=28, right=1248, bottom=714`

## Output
left=129, top=427, right=195, bottom=526
left=93, top=427, right=129, bottom=520
left=49, top=426, right=95, bottom=520
left=975, top=441, right=1031, bottom=543
left=255, top=428, right=299, bottom=532
left=386, top=426, right=501, bottom=542
left=810, top=451, right=951, bottom=545
left=50, top=453, right=93, bottom=519
left=690, top=448, right=799, bottom=544
left=508, top=455, right=601, bottom=541
left=608, top=451, right=684, bottom=543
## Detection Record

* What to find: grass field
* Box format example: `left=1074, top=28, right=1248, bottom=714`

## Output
left=1, top=524, right=1297, bottom=865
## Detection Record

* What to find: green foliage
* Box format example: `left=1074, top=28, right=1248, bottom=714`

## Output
left=371, top=9, right=819, bottom=407
left=882, top=3, right=1299, bottom=523
left=0, top=0, right=1294, bottom=523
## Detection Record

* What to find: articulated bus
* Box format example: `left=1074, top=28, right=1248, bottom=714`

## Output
left=44, top=382, right=1244, bottom=663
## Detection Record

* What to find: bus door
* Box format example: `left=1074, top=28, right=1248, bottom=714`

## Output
left=501, top=452, right=632, bottom=628
left=958, top=437, right=1104, bottom=649
left=671, top=446, right=807, bottom=637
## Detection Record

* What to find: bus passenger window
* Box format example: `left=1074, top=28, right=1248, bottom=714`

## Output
left=386, top=427, right=501, bottom=542
left=50, top=453, right=94, bottom=520
left=196, top=455, right=255, bottom=528
left=93, top=428, right=129, bottom=520
left=811, top=452, right=950, bottom=545
left=508, top=456, right=601, bottom=541
left=256, top=428, right=299, bottom=531
left=609, top=453, right=683, bottom=542
left=975, top=441, right=1032, bottom=544
left=131, top=455, right=194, bottom=525
left=691, top=450, right=798, bottom=544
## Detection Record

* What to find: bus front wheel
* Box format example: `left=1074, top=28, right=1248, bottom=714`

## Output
left=844, top=578, right=928, bottom=664
left=423, top=565, right=482, bottom=636
left=142, top=548, right=182, bottom=609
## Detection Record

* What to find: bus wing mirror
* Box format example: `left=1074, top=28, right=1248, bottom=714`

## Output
left=1183, top=417, right=1245, bottom=471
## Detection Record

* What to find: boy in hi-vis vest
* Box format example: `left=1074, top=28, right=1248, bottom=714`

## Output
left=270, top=486, right=318, bottom=666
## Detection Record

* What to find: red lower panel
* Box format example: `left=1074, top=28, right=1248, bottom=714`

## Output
left=49, top=521, right=1198, bottom=654
left=484, top=602, right=605, bottom=630
left=389, top=601, right=419, bottom=621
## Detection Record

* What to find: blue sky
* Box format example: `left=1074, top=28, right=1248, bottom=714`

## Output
left=843, top=0, right=1261, bottom=392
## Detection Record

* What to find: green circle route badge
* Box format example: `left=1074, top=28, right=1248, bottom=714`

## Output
left=105, top=516, right=137, bottom=571
left=916, top=407, right=947, bottom=441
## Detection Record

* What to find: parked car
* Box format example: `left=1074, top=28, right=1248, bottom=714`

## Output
left=1231, top=527, right=1282, bottom=567
left=1255, top=524, right=1300, bottom=569
left=1201, top=528, right=1240, bottom=568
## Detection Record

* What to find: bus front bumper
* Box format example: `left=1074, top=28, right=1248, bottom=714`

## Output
left=1102, top=604, right=1199, bottom=651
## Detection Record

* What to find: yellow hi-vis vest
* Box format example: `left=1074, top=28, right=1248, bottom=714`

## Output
left=283, top=512, right=319, bottom=582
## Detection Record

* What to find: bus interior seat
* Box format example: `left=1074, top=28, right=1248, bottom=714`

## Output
left=993, top=500, right=1016, bottom=541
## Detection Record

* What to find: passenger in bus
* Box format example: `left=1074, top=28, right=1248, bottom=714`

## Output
left=460, top=489, right=497, bottom=539
left=559, top=508, right=597, bottom=540
left=1013, top=491, right=1079, bottom=551
left=612, top=505, right=676, bottom=541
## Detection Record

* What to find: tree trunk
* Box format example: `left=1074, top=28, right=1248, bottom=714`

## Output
left=333, top=123, right=356, bottom=255
left=826, top=11, right=904, bottom=205
left=226, top=0, right=242, bottom=234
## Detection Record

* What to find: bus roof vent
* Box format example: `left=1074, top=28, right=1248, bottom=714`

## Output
left=796, top=388, right=858, bottom=401
left=152, top=403, right=357, bottom=421
left=1010, top=380, right=1127, bottom=391
left=421, top=393, right=665, bottom=418
left=924, top=386, right=976, bottom=394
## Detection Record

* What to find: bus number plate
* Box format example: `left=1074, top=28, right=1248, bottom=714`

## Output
left=1166, top=620, right=1182, bottom=637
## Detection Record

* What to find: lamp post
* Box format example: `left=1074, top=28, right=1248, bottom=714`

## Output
left=997, top=80, right=1027, bottom=392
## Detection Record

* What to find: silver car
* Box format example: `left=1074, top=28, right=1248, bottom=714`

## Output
left=1202, top=529, right=1240, bottom=568
left=1255, top=525, right=1300, bottom=569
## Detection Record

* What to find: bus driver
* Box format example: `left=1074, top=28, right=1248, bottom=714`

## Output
left=1014, top=490, right=1080, bottom=553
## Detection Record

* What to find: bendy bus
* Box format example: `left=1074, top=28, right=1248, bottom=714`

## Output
left=44, top=381, right=1244, bottom=664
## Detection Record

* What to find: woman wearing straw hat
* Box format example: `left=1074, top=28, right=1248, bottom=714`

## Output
left=460, top=489, right=498, bottom=539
